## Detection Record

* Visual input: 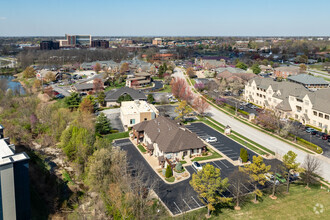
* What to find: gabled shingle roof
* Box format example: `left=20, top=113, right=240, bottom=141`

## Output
left=134, top=116, right=205, bottom=153
left=105, top=87, right=146, bottom=102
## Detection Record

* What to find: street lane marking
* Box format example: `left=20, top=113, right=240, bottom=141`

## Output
left=173, top=202, right=182, bottom=213
left=191, top=196, right=201, bottom=207
left=183, top=199, right=191, bottom=210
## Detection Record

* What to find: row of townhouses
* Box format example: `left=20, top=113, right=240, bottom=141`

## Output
left=244, top=77, right=330, bottom=132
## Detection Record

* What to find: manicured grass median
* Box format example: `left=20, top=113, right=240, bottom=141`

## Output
left=137, top=144, right=147, bottom=153
left=105, top=131, right=129, bottom=142
left=192, top=147, right=222, bottom=162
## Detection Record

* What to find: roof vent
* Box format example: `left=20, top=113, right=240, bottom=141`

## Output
left=158, top=128, right=160, bottom=133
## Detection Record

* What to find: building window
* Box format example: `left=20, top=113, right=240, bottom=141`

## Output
left=319, top=113, right=323, bottom=118
left=325, top=115, right=329, bottom=120
left=144, top=118, right=147, bottom=121
left=130, top=119, right=135, bottom=125
left=304, top=100, right=309, bottom=106
left=313, top=111, right=317, bottom=116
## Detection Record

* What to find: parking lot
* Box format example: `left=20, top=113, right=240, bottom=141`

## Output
left=114, top=138, right=282, bottom=216
left=290, top=125, right=330, bottom=158
left=185, top=123, right=257, bottom=161
left=156, top=104, right=179, bottom=119
left=101, top=108, right=125, bottom=132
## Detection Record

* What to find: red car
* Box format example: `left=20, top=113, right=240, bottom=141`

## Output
left=53, top=91, right=59, bottom=96
left=322, top=134, right=329, bottom=140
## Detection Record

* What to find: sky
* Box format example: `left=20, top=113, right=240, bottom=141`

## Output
left=0, top=0, right=330, bottom=36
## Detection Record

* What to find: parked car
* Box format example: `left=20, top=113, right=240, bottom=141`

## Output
left=305, top=127, right=315, bottom=133
left=311, top=130, right=317, bottom=135
left=55, top=94, right=65, bottom=99
left=275, top=173, right=286, bottom=183
left=53, top=91, right=59, bottom=96
left=265, top=173, right=280, bottom=185
left=205, top=137, right=217, bottom=143
left=239, top=106, right=244, bottom=110
left=192, top=161, right=202, bottom=171
left=322, top=134, right=329, bottom=140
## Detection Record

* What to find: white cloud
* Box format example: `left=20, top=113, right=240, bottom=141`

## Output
left=0, top=17, right=7, bottom=20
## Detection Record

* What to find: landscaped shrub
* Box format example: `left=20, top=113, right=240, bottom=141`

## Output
left=175, top=162, right=183, bottom=172
left=240, top=148, right=248, bottom=163
left=165, top=165, right=173, bottom=178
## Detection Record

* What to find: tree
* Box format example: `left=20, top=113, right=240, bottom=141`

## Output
left=120, top=62, right=129, bottom=74
left=170, top=77, right=187, bottom=99
left=240, top=148, right=248, bottom=163
left=194, top=82, right=205, bottom=91
left=229, top=170, right=248, bottom=209
left=193, top=97, right=209, bottom=115
left=235, top=62, right=248, bottom=71
left=186, top=67, right=195, bottom=78
left=64, top=92, right=81, bottom=109
left=147, top=94, right=154, bottom=103
left=175, top=162, right=183, bottom=172
left=239, top=155, right=271, bottom=203
left=158, top=63, right=167, bottom=78
left=22, top=66, right=36, bottom=78
left=301, top=154, right=320, bottom=188
left=45, top=71, right=56, bottom=82
left=79, top=97, right=94, bottom=113
left=165, top=165, right=172, bottom=178
left=117, top=94, right=133, bottom=103
left=33, top=79, right=42, bottom=90
left=175, top=100, right=192, bottom=121
left=190, top=164, right=231, bottom=217
left=97, top=91, right=106, bottom=107
left=93, top=78, right=104, bottom=93
left=282, top=151, right=301, bottom=193
left=299, top=63, right=307, bottom=72
left=95, top=113, right=111, bottom=135
left=94, top=62, right=101, bottom=73
left=251, top=64, right=261, bottom=74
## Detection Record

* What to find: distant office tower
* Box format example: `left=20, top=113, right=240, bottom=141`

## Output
left=152, top=38, right=162, bottom=45
left=57, top=34, right=92, bottom=47
left=0, top=125, right=30, bottom=220
left=40, top=41, right=60, bottom=50
left=91, top=40, right=109, bottom=48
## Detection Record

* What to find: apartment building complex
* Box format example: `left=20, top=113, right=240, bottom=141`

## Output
left=244, top=78, right=330, bottom=131
left=0, top=125, right=30, bottom=220
left=120, top=100, right=159, bottom=129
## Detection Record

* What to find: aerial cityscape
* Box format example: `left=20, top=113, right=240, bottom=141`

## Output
left=1, top=0, right=330, bottom=219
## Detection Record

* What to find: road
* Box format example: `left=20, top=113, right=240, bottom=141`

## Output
left=308, top=69, right=330, bottom=80
left=0, top=57, right=17, bottom=68
left=173, top=67, right=330, bottom=182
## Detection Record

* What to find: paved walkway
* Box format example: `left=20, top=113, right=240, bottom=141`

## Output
left=173, top=67, right=330, bottom=182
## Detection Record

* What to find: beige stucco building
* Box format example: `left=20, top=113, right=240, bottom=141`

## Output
left=120, top=100, right=159, bottom=129
left=244, top=78, right=330, bottom=132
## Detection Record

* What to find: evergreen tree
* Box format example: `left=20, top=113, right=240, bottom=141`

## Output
left=147, top=94, right=154, bottom=103
left=95, top=113, right=111, bottom=135
left=240, top=148, right=248, bottom=163
left=117, top=94, right=133, bottom=103
left=64, top=92, right=81, bottom=109
left=97, top=91, right=106, bottom=107
left=165, top=165, right=172, bottom=178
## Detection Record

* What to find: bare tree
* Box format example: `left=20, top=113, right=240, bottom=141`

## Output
left=301, top=155, right=321, bottom=188
left=229, top=169, right=249, bottom=209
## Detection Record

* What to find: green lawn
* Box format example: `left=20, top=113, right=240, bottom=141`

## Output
left=165, top=176, right=175, bottom=182
left=137, top=144, right=147, bottom=153
left=192, top=147, right=222, bottom=162
left=105, top=131, right=129, bottom=142
left=180, top=160, right=187, bottom=165
left=158, top=84, right=171, bottom=93
left=170, top=184, right=330, bottom=220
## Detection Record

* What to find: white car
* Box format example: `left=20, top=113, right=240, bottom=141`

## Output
left=205, top=137, right=217, bottom=143
left=265, top=173, right=280, bottom=185
left=192, top=161, right=203, bottom=171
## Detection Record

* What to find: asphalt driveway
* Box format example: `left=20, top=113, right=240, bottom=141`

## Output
left=186, top=123, right=257, bottom=161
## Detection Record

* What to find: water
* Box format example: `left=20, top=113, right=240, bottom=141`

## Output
left=0, top=75, right=26, bottom=95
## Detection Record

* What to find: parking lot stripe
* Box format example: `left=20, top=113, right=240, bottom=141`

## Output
left=217, top=160, right=229, bottom=168
left=220, top=149, right=233, bottom=153
left=182, top=199, right=192, bottom=210
left=212, top=161, right=221, bottom=169
left=173, top=202, right=182, bottom=214
left=241, top=183, right=251, bottom=192
left=191, top=166, right=198, bottom=173
left=226, top=187, right=233, bottom=194
left=191, top=196, right=201, bottom=207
